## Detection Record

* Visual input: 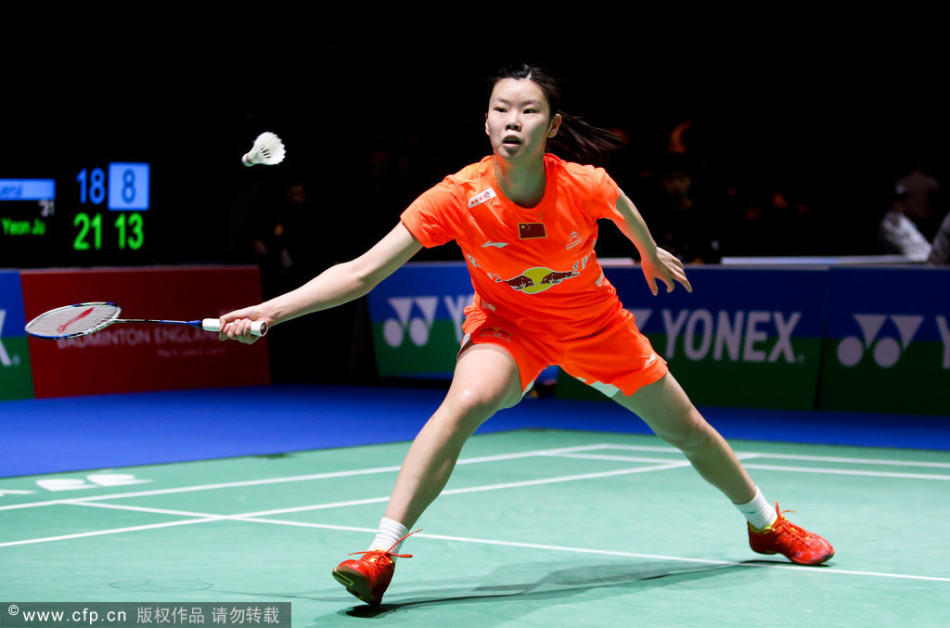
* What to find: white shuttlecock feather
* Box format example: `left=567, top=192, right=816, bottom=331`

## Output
left=242, top=132, right=286, bottom=167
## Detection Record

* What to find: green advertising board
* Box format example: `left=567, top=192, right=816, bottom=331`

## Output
left=367, top=263, right=949, bottom=415
left=817, top=267, right=950, bottom=415
left=0, top=270, right=35, bottom=400
left=556, top=267, right=828, bottom=410
left=369, top=263, right=475, bottom=380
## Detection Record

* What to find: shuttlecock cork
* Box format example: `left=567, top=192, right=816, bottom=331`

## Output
left=242, top=132, right=286, bottom=167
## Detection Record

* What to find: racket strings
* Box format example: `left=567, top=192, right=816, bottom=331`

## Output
left=26, top=303, right=121, bottom=338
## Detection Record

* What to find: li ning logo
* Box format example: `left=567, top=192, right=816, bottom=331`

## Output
left=837, top=314, right=923, bottom=368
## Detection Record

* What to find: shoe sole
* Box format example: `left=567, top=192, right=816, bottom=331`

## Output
left=792, top=548, right=835, bottom=566
left=332, top=567, right=379, bottom=606
left=753, top=547, right=835, bottom=565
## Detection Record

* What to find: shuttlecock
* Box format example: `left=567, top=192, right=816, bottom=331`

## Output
left=242, top=132, right=286, bottom=167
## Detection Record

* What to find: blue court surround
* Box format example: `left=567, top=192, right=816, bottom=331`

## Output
left=2, top=384, right=949, bottom=478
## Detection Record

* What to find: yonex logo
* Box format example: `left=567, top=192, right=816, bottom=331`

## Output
left=0, top=309, right=11, bottom=367
left=653, top=308, right=802, bottom=363
left=384, top=297, right=437, bottom=347
left=382, top=295, right=473, bottom=348
left=837, top=314, right=923, bottom=368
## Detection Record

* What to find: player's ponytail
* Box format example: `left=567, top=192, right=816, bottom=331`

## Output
left=491, top=63, right=624, bottom=165
left=549, top=111, right=625, bottom=166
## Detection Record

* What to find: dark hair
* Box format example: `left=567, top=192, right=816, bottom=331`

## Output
left=491, top=63, right=624, bottom=165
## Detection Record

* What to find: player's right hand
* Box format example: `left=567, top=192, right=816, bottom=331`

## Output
left=219, top=307, right=270, bottom=344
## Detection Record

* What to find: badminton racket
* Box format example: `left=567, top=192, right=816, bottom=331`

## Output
left=25, top=302, right=267, bottom=340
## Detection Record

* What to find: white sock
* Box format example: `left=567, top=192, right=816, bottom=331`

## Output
left=735, top=487, right=778, bottom=530
left=369, top=517, right=410, bottom=553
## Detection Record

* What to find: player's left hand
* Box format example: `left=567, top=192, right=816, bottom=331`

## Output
left=640, top=247, right=692, bottom=295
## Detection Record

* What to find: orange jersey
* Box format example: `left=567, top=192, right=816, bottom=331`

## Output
left=401, top=154, right=628, bottom=339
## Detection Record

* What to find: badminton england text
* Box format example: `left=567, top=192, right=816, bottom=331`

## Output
left=49, top=326, right=220, bottom=349
left=2, top=604, right=291, bottom=627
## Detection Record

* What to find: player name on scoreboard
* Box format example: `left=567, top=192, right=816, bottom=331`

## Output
left=0, top=179, right=55, bottom=238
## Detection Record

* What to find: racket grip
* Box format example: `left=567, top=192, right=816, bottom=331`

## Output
left=202, top=318, right=267, bottom=336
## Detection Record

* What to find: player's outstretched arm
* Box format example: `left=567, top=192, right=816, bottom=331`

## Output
left=220, top=223, right=423, bottom=342
left=613, top=190, right=692, bottom=296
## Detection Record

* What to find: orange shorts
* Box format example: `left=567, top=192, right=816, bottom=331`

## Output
left=460, top=308, right=668, bottom=398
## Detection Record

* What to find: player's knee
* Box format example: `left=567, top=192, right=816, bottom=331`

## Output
left=657, top=410, right=712, bottom=452
left=448, top=385, right=510, bottom=422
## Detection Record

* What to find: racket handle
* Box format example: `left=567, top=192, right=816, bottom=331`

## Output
left=202, top=318, right=267, bottom=337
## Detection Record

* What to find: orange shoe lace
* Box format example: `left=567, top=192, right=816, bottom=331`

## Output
left=770, top=504, right=812, bottom=541
left=347, top=529, right=421, bottom=561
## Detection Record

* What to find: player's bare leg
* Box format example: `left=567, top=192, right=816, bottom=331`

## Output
left=384, top=342, right=523, bottom=528
left=615, top=372, right=833, bottom=565
left=332, top=342, right=522, bottom=606
left=613, top=373, right=756, bottom=503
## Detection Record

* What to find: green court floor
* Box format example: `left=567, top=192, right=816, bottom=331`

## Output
left=2, top=429, right=948, bottom=627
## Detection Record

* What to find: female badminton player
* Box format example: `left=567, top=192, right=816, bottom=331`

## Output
left=220, top=64, right=834, bottom=607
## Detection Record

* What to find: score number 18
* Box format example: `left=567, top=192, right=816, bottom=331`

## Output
left=74, top=163, right=150, bottom=251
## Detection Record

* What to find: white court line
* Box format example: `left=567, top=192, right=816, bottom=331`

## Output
left=43, top=461, right=692, bottom=525
left=0, top=516, right=226, bottom=547
left=0, top=460, right=690, bottom=548
left=3, top=442, right=948, bottom=514
left=0, top=444, right=612, bottom=513
left=5, top=454, right=950, bottom=586
left=591, top=444, right=950, bottom=468
left=20, top=500, right=950, bottom=585
left=743, top=464, right=950, bottom=481
left=392, top=530, right=950, bottom=584
left=548, top=453, right=686, bottom=464
left=0, top=466, right=399, bottom=512
left=69, top=461, right=693, bottom=522
left=736, top=452, right=950, bottom=469
left=553, top=453, right=950, bottom=481
left=743, top=452, right=950, bottom=469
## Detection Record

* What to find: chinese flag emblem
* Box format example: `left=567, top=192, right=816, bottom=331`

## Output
left=519, top=223, right=547, bottom=239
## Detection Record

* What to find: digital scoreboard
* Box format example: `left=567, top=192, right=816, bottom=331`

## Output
left=0, top=163, right=151, bottom=268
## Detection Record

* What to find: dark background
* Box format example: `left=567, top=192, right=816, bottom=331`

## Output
left=3, top=20, right=947, bottom=383
left=5, top=23, right=947, bottom=264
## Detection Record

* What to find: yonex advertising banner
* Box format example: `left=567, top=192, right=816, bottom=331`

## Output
left=818, top=267, right=950, bottom=415
left=595, top=266, right=829, bottom=410
left=0, top=270, right=34, bottom=400
left=20, top=266, right=271, bottom=398
left=367, top=262, right=474, bottom=379
left=367, top=262, right=950, bottom=414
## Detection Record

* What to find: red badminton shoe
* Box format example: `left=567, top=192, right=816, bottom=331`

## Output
left=332, top=532, right=417, bottom=606
left=748, top=503, right=834, bottom=565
